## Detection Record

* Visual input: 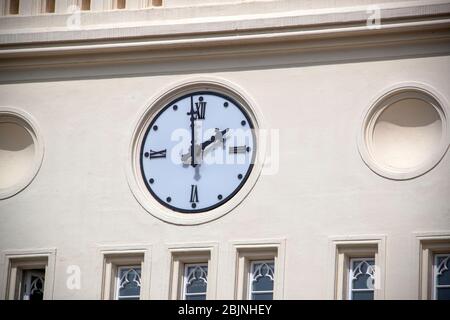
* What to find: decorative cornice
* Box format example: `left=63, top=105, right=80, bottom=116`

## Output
left=1, top=2, right=450, bottom=47
left=0, top=1, right=449, bottom=75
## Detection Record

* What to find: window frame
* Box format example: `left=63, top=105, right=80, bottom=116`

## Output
left=231, top=239, right=285, bottom=300
left=415, top=233, right=450, bottom=299
left=167, top=243, right=218, bottom=300
left=1, top=248, right=56, bottom=300
left=329, top=235, right=386, bottom=300
left=102, top=254, right=145, bottom=300
left=247, top=259, right=275, bottom=300
left=348, top=257, right=375, bottom=300
left=98, top=245, right=151, bottom=300
left=181, top=263, right=208, bottom=300
left=432, top=253, right=450, bottom=300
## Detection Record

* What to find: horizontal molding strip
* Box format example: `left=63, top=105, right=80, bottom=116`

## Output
left=1, top=19, right=450, bottom=58
left=0, top=2, right=449, bottom=74
left=1, top=2, right=450, bottom=48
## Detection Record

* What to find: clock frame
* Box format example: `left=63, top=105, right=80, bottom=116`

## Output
left=127, top=79, right=263, bottom=225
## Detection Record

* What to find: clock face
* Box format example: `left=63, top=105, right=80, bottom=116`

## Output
left=140, top=91, right=255, bottom=213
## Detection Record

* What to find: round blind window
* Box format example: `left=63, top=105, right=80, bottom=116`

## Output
left=359, top=85, right=449, bottom=180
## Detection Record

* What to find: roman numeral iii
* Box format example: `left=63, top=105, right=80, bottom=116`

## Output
left=229, top=146, right=247, bottom=154
left=190, top=185, right=199, bottom=203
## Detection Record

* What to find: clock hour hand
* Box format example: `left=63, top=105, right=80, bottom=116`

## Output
left=201, top=128, right=229, bottom=151
left=181, top=128, right=229, bottom=165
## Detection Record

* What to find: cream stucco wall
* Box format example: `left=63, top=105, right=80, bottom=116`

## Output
left=0, top=0, right=449, bottom=300
left=0, top=55, right=449, bottom=299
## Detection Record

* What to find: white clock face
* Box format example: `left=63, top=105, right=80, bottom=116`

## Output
left=140, top=91, right=255, bottom=213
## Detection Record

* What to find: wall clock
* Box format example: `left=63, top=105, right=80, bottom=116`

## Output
left=139, top=90, right=256, bottom=213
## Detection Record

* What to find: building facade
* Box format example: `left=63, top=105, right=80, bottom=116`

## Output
left=0, top=0, right=449, bottom=300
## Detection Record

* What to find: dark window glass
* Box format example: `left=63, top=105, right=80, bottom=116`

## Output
left=117, top=267, right=141, bottom=300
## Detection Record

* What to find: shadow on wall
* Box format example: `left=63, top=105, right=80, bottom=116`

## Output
left=372, top=98, right=442, bottom=169
left=0, top=122, right=35, bottom=189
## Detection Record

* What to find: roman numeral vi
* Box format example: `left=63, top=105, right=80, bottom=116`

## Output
left=190, top=185, right=199, bottom=203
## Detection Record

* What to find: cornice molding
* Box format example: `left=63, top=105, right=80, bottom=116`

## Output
left=1, top=2, right=450, bottom=46
left=0, top=2, right=449, bottom=72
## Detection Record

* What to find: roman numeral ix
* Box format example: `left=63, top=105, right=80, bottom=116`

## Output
left=149, top=149, right=167, bottom=159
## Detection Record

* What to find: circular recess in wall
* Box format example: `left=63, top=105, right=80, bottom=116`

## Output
left=0, top=107, right=44, bottom=199
left=358, top=84, right=449, bottom=180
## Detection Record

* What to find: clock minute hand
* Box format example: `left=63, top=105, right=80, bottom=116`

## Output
left=187, top=95, right=197, bottom=167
